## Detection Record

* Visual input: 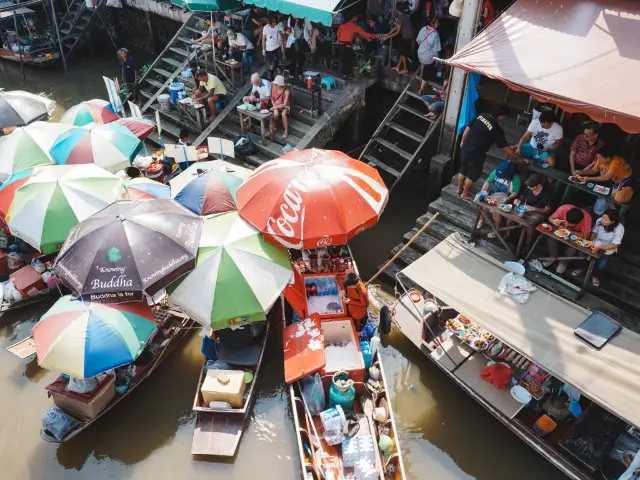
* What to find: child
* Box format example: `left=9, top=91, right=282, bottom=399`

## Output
left=178, top=129, right=190, bottom=146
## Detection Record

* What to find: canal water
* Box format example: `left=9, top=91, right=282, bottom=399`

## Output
left=0, top=58, right=567, bottom=480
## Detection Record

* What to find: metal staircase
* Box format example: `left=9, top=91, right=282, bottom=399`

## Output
left=52, top=0, right=104, bottom=59
left=358, top=71, right=443, bottom=190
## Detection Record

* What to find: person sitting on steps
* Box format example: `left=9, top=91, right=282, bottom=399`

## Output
left=270, top=75, right=291, bottom=139
left=193, top=69, right=228, bottom=122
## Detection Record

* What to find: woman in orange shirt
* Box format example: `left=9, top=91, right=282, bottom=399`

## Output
left=342, top=272, right=370, bottom=331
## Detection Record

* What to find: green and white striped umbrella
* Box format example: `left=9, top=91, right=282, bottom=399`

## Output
left=7, top=165, right=124, bottom=254
left=168, top=211, right=293, bottom=330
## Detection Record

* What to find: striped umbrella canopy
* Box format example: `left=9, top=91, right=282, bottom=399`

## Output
left=32, top=296, right=157, bottom=378
left=7, top=165, right=124, bottom=254
left=171, top=167, right=244, bottom=215
left=124, top=178, right=170, bottom=200
left=168, top=211, right=293, bottom=330
left=0, top=167, right=37, bottom=220
left=114, top=117, right=156, bottom=140
left=0, top=90, right=55, bottom=128
left=0, top=121, right=71, bottom=182
left=170, top=0, right=240, bottom=11
left=60, top=99, right=119, bottom=127
left=50, top=123, right=143, bottom=173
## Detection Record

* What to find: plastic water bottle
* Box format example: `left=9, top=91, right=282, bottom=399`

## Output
left=369, top=336, right=381, bottom=359
left=360, top=341, right=373, bottom=369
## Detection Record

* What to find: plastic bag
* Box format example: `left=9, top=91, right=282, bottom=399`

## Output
left=233, top=134, right=256, bottom=156
left=6, top=252, right=23, bottom=271
left=31, top=259, right=45, bottom=274
left=67, top=376, right=98, bottom=394
left=301, top=372, right=325, bottom=415
left=498, top=272, right=536, bottom=304
left=204, top=359, right=231, bottom=371
left=4, top=280, right=22, bottom=303
left=41, top=406, right=81, bottom=442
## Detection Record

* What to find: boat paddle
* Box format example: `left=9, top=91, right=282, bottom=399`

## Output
left=361, top=388, right=386, bottom=479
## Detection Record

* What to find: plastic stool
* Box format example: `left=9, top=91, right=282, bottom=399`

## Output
left=321, top=76, right=336, bottom=91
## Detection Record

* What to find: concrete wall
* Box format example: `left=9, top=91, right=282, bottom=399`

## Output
left=123, top=0, right=190, bottom=22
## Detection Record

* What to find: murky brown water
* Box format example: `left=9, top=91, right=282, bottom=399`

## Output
left=0, top=58, right=568, bottom=480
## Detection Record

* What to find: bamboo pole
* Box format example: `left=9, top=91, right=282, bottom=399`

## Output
left=365, top=212, right=439, bottom=286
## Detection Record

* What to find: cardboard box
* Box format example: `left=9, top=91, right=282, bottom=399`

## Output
left=10, top=265, right=45, bottom=298
left=201, top=370, right=246, bottom=408
left=51, top=376, right=116, bottom=419
left=321, top=319, right=365, bottom=393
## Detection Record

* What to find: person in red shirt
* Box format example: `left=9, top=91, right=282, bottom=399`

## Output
left=337, top=15, right=379, bottom=76
left=543, top=204, right=592, bottom=274
left=482, top=0, right=496, bottom=27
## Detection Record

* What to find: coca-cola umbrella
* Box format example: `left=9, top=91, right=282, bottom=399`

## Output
left=236, top=149, right=389, bottom=249
left=54, top=199, right=203, bottom=303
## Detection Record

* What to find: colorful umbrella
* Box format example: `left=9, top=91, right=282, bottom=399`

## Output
left=60, top=99, right=118, bottom=126
left=124, top=178, right=170, bottom=200
left=54, top=199, right=203, bottom=303
left=50, top=123, right=143, bottom=173
left=32, top=295, right=157, bottom=378
left=0, top=121, right=71, bottom=182
left=0, top=90, right=54, bottom=128
left=7, top=165, right=124, bottom=254
left=0, top=167, right=37, bottom=220
left=114, top=117, right=156, bottom=140
left=168, top=211, right=293, bottom=329
left=236, top=149, right=389, bottom=249
left=171, top=167, right=244, bottom=215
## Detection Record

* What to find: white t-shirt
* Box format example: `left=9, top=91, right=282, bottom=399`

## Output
left=527, top=119, right=563, bottom=149
left=229, top=32, right=254, bottom=50
left=251, top=79, right=272, bottom=99
left=263, top=24, right=281, bottom=52
left=204, top=21, right=226, bottom=39
left=592, top=218, right=624, bottom=255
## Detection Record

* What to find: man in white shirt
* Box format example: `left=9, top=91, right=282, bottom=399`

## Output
left=243, top=73, right=271, bottom=107
left=262, top=15, right=285, bottom=80
left=227, top=28, right=254, bottom=75
left=515, top=110, right=564, bottom=167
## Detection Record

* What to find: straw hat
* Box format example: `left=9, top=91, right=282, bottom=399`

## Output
left=272, top=75, right=286, bottom=87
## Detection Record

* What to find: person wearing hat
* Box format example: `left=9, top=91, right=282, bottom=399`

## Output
left=270, top=75, right=291, bottom=139
left=227, top=27, right=254, bottom=75
left=477, top=161, right=521, bottom=231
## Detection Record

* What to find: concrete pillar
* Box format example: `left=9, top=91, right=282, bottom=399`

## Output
left=437, top=0, right=483, bottom=158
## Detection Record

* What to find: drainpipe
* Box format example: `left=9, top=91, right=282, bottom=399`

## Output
left=437, top=0, right=482, bottom=157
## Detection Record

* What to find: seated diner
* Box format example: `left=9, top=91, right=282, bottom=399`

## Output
left=544, top=204, right=592, bottom=274
left=515, top=110, right=563, bottom=168
left=569, top=122, right=604, bottom=175
left=511, top=174, right=554, bottom=248
left=226, top=27, right=254, bottom=75
left=269, top=75, right=290, bottom=139
left=243, top=73, right=271, bottom=108
left=574, top=145, right=632, bottom=189
left=477, top=160, right=521, bottom=232
left=193, top=70, right=228, bottom=121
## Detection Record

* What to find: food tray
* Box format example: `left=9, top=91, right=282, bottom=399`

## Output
left=519, top=377, right=546, bottom=400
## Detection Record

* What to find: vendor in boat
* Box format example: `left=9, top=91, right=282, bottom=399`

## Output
left=341, top=272, right=370, bottom=331
left=202, top=328, right=217, bottom=361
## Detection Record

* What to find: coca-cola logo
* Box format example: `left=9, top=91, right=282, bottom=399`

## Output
left=354, top=224, right=367, bottom=236
left=266, top=178, right=307, bottom=249
left=316, top=235, right=332, bottom=247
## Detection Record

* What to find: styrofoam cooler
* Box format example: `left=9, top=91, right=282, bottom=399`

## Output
left=157, top=94, right=171, bottom=111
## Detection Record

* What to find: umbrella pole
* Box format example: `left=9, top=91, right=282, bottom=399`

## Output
left=50, top=0, right=69, bottom=81
left=211, top=12, right=220, bottom=79
left=12, top=8, right=24, bottom=80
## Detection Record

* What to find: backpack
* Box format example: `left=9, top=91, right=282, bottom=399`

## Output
left=233, top=134, right=256, bottom=156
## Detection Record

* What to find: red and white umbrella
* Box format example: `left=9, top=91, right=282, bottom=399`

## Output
left=114, top=117, right=156, bottom=140
left=236, top=149, right=389, bottom=249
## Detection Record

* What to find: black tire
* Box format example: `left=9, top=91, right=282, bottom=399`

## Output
left=379, top=306, right=392, bottom=335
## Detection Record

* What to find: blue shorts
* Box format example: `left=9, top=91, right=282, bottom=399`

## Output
left=421, top=95, right=444, bottom=114
left=520, top=143, right=554, bottom=162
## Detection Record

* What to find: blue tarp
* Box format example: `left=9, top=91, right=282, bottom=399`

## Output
left=457, top=72, right=480, bottom=134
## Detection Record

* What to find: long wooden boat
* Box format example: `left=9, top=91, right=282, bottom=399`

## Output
left=39, top=308, right=194, bottom=443
left=390, top=233, right=640, bottom=480
left=190, top=304, right=276, bottom=457
left=0, top=286, right=61, bottom=313
left=286, top=244, right=407, bottom=479
left=0, top=47, right=59, bottom=67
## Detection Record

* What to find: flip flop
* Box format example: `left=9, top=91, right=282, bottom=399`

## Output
left=592, top=278, right=601, bottom=287
left=571, top=270, right=585, bottom=277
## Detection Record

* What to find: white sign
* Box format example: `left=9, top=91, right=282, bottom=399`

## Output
left=128, top=101, right=142, bottom=118
left=155, top=110, right=162, bottom=135
left=164, top=144, right=198, bottom=164
left=207, top=137, right=235, bottom=159
left=103, top=76, right=123, bottom=114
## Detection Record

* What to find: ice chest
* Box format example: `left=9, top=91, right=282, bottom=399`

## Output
left=201, top=370, right=246, bottom=408
left=10, top=265, right=45, bottom=297
left=49, top=375, right=116, bottom=419
left=321, top=319, right=365, bottom=393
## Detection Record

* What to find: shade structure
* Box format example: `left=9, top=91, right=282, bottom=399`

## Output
left=171, top=168, right=244, bottom=215
left=0, top=90, right=54, bottom=128
left=0, top=121, right=72, bottom=182
left=170, top=0, right=240, bottom=11
left=55, top=199, right=203, bottom=303
left=236, top=149, right=389, bottom=249
left=7, top=165, right=124, bottom=254
left=124, top=178, right=171, bottom=200
left=447, top=0, right=640, bottom=133
left=32, top=295, right=157, bottom=378
left=241, top=0, right=343, bottom=26
left=60, top=99, right=118, bottom=127
left=114, top=117, right=156, bottom=140
left=49, top=123, right=143, bottom=173
left=169, top=160, right=252, bottom=195
left=168, top=211, right=293, bottom=329
left=0, top=168, right=37, bottom=220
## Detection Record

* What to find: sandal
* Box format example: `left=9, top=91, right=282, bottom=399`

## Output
left=571, top=269, right=585, bottom=277
left=592, top=278, right=600, bottom=287
left=487, top=232, right=497, bottom=239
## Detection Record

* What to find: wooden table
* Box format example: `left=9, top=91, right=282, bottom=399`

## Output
left=237, top=107, right=273, bottom=146
left=471, top=200, right=539, bottom=259
left=177, top=97, right=207, bottom=129
left=215, top=58, right=243, bottom=87
left=524, top=224, right=602, bottom=296
left=526, top=164, right=630, bottom=217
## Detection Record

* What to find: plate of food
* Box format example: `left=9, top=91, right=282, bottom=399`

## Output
left=260, top=109, right=270, bottom=114
left=498, top=203, right=513, bottom=212
left=568, top=175, right=586, bottom=184
left=471, top=338, right=488, bottom=351
left=576, top=238, right=593, bottom=248
left=510, top=385, right=533, bottom=404
left=539, top=223, right=553, bottom=233
left=554, top=228, right=571, bottom=238
left=519, top=378, right=546, bottom=400
left=569, top=234, right=578, bottom=241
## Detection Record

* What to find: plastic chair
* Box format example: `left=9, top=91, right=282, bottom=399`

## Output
left=321, top=76, right=336, bottom=91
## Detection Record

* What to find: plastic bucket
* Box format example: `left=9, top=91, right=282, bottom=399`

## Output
left=169, top=82, right=185, bottom=104
left=157, top=94, right=171, bottom=111
left=320, top=405, right=346, bottom=433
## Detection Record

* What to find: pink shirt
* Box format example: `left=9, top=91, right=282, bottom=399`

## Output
left=551, top=204, right=592, bottom=237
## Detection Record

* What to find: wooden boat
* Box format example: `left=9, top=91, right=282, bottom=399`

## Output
left=0, top=286, right=61, bottom=313
left=285, top=244, right=407, bottom=479
left=390, top=234, right=640, bottom=480
left=190, top=303, right=277, bottom=457
left=0, top=47, right=59, bottom=67
left=39, top=308, right=194, bottom=443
